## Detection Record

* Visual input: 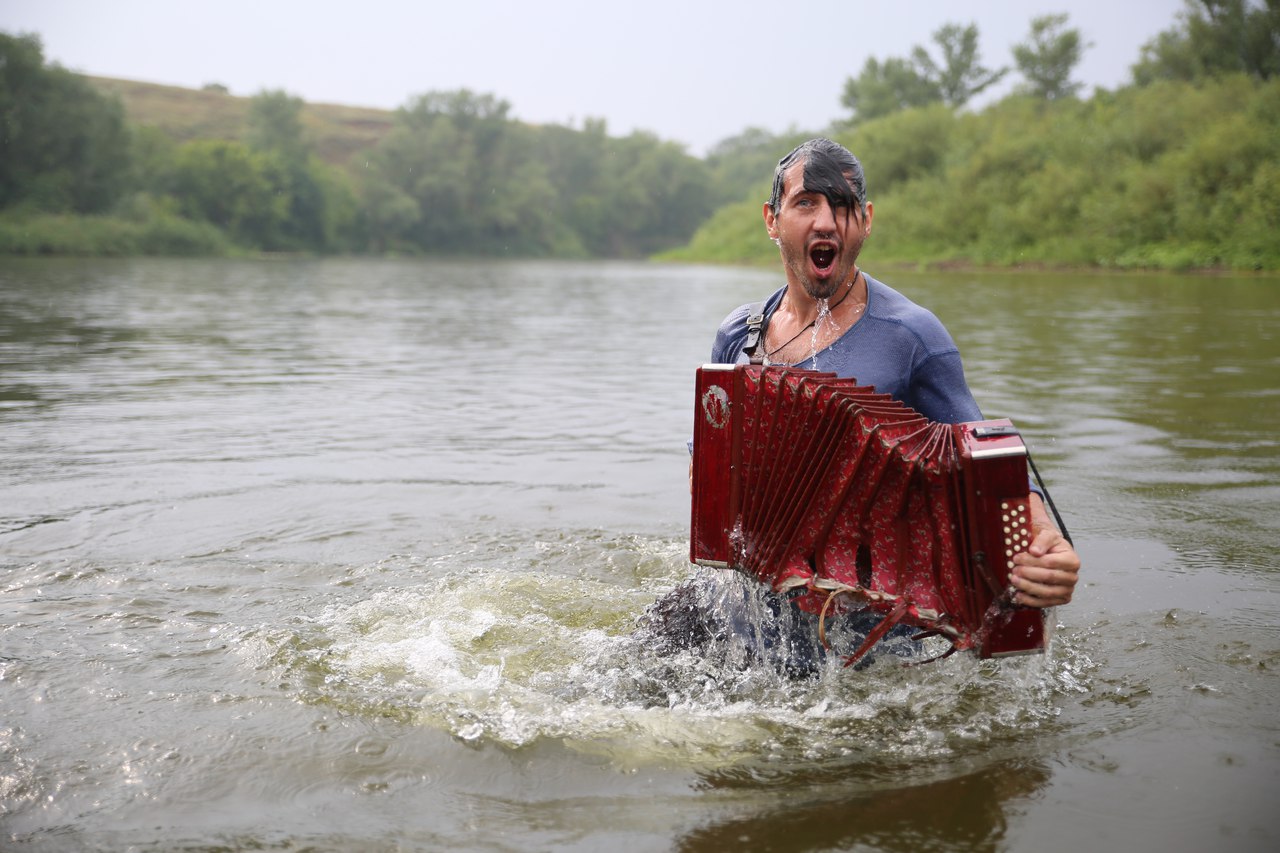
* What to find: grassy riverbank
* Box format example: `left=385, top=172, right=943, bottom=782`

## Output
left=0, top=211, right=232, bottom=257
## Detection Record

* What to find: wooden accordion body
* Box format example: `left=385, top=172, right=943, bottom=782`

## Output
left=690, top=364, right=1046, bottom=659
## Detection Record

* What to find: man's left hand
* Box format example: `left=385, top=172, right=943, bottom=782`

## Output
left=1009, top=493, right=1081, bottom=608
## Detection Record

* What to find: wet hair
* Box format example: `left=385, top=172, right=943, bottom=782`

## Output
left=767, top=138, right=868, bottom=219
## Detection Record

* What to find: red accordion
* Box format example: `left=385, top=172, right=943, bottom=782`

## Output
left=690, top=364, right=1046, bottom=661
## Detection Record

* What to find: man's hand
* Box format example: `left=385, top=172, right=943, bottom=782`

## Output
left=1009, top=492, right=1080, bottom=608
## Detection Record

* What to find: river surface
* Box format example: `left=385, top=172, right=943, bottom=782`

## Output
left=1, top=257, right=1277, bottom=852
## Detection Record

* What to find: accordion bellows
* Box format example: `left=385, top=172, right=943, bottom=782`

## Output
left=690, top=364, right=1046, bottom=660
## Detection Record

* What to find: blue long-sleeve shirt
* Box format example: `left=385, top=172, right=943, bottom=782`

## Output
left=708, top=273, right=983, bottom=425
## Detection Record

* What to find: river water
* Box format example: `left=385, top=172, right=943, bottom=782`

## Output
left=1, top=257, right=1277, bottom=851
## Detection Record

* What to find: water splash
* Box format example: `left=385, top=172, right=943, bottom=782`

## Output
left=807, top=296, right=842, bottom=370
left=258, top=541, right=1093, bottom=774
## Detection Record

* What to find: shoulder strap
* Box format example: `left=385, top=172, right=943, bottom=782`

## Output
left=741, top=302, right=767, bottom=365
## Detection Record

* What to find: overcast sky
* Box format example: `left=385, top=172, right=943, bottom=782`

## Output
left=4, top=0, right=1187, bottom=154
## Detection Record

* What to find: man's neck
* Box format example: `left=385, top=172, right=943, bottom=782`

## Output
left=779, top=269, right=863, bottom=326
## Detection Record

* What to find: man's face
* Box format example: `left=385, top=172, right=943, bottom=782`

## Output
left=763, top=160, right=872, bottom=301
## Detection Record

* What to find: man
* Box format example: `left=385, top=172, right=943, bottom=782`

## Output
left=646, top=139, right=1079, bottom=672
left=718, top=138, right=1078, bottom=609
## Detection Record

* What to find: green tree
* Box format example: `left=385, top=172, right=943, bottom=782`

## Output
left=535, top=118, right=717, bottom=257
left=244, top=88, right=357, bottom=251
left=599, top=131, right=715, bottom=256
left=841, top=57, right=942, bottom=123
left=846, top=103, right=957, bottom=194
left=532, top=119, right=614, bottom=256
left=703, top=126, right=804, bottom=204
left=1013, top=13, right=1088, bottom=99
left=359, top=173, right=420, bottom=253
left=166, top=139, right=289, bottom=248
left=1132, top=0, right=1280, bottom=84
left=246, top=89, right=309, bottom=163
left=0, top=32, right=131, bottom=212
left=362, top=91, right=715, bottom=258
left=366, top=89, right=560, bottom=255
left=841, top=22, right=1006, bottom=123
left=912, top=23, right=1009, bottom=107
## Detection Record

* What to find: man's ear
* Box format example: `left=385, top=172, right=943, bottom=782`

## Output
left=763, top=202, right=778, bottom=240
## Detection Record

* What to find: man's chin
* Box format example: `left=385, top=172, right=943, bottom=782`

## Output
left=802, top=272, right=843, bottom=301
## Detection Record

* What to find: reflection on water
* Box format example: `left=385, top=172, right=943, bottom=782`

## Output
left=1, top=258, right=1277, bottom=851
left=684, top=760, right=1052, bottom=853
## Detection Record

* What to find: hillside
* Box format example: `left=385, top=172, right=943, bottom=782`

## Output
left=88, top=76, right=395, bottom=169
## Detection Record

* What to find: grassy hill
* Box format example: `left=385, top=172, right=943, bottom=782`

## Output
left=88, top=76, right=395, bottom=169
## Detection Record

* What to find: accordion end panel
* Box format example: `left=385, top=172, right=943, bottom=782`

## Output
left=955, top=421, right=1049, bottom=658
left=691, top=365, right=738, bottom=568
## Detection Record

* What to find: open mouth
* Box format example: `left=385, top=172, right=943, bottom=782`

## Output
left=810, top=245, right=836, bottom=272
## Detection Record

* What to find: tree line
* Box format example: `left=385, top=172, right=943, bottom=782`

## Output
left=2, top=0, right=1278, bottom=269
left=0, top=34, right=717, bottom=258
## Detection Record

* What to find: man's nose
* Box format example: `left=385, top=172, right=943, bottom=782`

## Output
left=812, top=198, right=838, bottom=232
